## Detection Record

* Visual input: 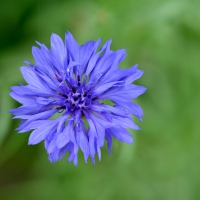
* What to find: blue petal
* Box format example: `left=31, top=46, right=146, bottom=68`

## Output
left=48, top=149, right=61, bottom=163
left=89, top=133, right=95, bottom=164
left=67, top=142, right=75, bottom=162
left=9, top=92, right=34, bottom=105
left=89, top=114, right=105, bottom=147
left=66, top=142, right=78, bottom=165
left=79, top=38, right=101, bottom=76
left=48, top=151, right=58, bottom=163
left=33, top=67, right=63, bottom=93
left=91, top=112, right=114, bottom=128
left=56, top=114, right=69, bottom=134
left=101, top=85, right=146, bottom=100
left=99, top=39, right=112, bottom=55
left=116, top=102, right=144, bottom=121
left=20, top=67, right=48, bottom=90
left=92, top=81, right=123, bottom=96
left=84, top=112, right=97, bottom=163
left=93, top=52, right=115, bottom=74
left=73, top=154, right=78, bottom=166
left=102, top=96, right=144, bottom=120
left=18, top=120, right=46, bottom=133
left=11, top=85, right=55, bottom=97
left=124, top=69, right=144, bottom=85
left=99, top=49, right=127, bottom=83
left=34, top=42, right=63, bottom=76
left=88, top=39, right=112, bottom=78
left=17, top=110, right=57, bottom=132
left=105, top=131, right=112, bottom=154
left=95, top=138, right=101, bottom=161
left=112, top=116, right=140, bottom=130
left=99, top=64, right=138, bottom=85
left=65, top=31, right=79, bottom=61
left=75, top=124, right=89, bottom=162
left=91, top=104, right=128, bottom=118
left=94, top=111, right=140, bottom=130
left=85, top=52, right=100, bottom=76
left=47, top=139, right=57, bottom=154
left=89, top=52, right=113, bottom=81
left=51, top=33, right=66, bottom=69
left=28, top=120, right=58, bottom=145
left=56, top=121, right=75, bottom=148
left=107, top=126, right=133, bottom=144
left=21, top=66, right=62, bottom=94
left=35, top=97, right=62, bottom=106
left=57, top=146, right=69, bottom=162
left=32, top=46, right=51, bottom=72
left=9, top=105, right=41, bottom=115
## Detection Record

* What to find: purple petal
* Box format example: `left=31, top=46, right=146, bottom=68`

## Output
left=79, top=39, right=101, bottom=76
left=65, top=31, right=79, bottom=61
left=51, top=33, right=66, bottom=69
left=101, top=85, right=146, bottom=100
left=20, top=66, right=55, bottom=93
left=76, top=125, right=89, bottom=162
left=105, top=131, right=112, bottom=154
left=92, top=81, right=123, bottom=96
left=112, top=116, right=140, bottom=130
left=28, top=120, right=58, bottom=145
left=107, top=126, right=133, bottom=144
left=18, top=110, right=57, bottom=132
left=9, top=92, right=34, bottom=105
left=56, top=121, right=74, bottom=148
left=124, top=69, right=144, bottom=85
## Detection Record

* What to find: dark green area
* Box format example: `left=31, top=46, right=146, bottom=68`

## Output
left=0, top=0, right=200, bottom=199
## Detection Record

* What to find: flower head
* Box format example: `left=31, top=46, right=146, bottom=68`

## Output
left=9, top=31, right=146, bottom=165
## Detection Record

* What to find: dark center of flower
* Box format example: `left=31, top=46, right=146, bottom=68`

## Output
left=57, top=74, right=98, bottom=113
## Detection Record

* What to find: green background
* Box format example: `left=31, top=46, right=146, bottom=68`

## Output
left=0, top=0, right=200, bottom=199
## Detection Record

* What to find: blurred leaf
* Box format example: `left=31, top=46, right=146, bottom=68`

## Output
left=0, top=82, right=14, bottom=146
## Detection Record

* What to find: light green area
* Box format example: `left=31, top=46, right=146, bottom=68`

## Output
left=0, top=0, right=200, bottom=199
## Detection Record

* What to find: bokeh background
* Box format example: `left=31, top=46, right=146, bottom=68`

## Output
left=0, top=0, right=200, bottom=199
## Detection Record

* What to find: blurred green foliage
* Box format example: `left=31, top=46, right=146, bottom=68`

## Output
left=0, top=0, right=200, bottom=199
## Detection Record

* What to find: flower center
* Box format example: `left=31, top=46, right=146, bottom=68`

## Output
left=69, top=87, right=87, bottom=109
left=56, top=73, right=99, bottom=114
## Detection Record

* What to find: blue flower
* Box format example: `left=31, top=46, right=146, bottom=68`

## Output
left=9, top=31, right=146, bottom=165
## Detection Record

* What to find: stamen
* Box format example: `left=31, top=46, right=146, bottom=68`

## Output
left=92, top=96, right=98, bottom=101
left=72, top=86, right=76, bottom=93
left=73, top=96, right=79, bottom=101
left=83, top=92, right=87, bottom=97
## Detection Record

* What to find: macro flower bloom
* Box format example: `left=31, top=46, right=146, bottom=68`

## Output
left=9, top=31, right=146, bottom=165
